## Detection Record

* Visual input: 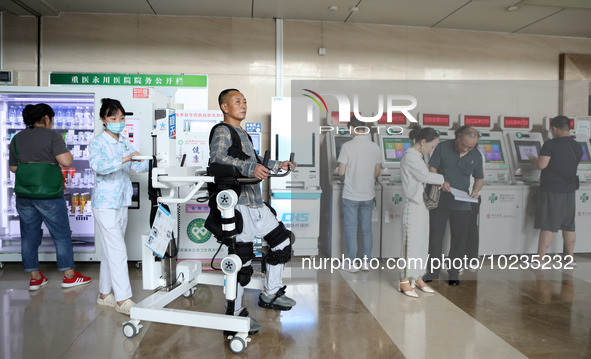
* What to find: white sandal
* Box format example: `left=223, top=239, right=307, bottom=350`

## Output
left=115, top=299, right=136, bottom=315
left=398, top=280, right=418, bottom=298
left=413, top=279, right=435, bottom=293
left=96, top=293, right=116, bottom=307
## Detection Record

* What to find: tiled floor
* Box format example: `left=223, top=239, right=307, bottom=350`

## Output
left=1, top=254, right=590, bottom=358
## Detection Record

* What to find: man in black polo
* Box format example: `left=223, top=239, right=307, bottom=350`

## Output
left=425, top=127, right=484, bottom=285
left=530, top=115, right=582, bottom=264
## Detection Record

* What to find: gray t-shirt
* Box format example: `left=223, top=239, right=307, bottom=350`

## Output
left=9, top=127, right=69, bottom=166
left=428, top=139, right=484, bottom=211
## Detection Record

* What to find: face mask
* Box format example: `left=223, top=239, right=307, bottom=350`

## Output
left=106, top=122, right=125, bottom=134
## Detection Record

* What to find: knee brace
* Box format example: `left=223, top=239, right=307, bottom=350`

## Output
left=231, top=242, right=255, bottom=286
left=264, top=222, right=294, bottom=266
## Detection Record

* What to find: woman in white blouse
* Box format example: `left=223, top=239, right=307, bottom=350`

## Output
left=399, top=126, right=445, bottom=297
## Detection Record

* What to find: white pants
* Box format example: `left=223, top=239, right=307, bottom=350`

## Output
left=234, top=204, right=290, bottom=312
left=400, top=199, right=430, bottom=281
left=93, top=207, right=132, bottom=302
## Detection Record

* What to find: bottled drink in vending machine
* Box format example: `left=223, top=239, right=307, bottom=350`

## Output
left=75, top=106, right=83, bottom=127
left=17, top=105, right=25, bottom=127
left=83, top=107, right=92, bottom=128
left=11, top=193, right=16, bottom=212
left=67, top=107, right=76, bottom=128
left=55, top=107, right=64, bottom=128
left=84, top=168, right=93, bottom=185
left=7, top=105, right=17, bottom=126
left=71, top=193, right=80, bottom=214
left=64, top=107, right=72, bottom=128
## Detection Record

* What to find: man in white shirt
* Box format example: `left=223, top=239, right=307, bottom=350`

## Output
left=337, top=116, right=382, bottom=272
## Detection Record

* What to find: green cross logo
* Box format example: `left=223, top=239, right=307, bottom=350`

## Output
left=581, top=193, right=589, bottom=203
left=392, top=194, right=402, bottom=205
left=186, top=218, right=212, bottom=244
left=488, top=193, right=498, bottom=204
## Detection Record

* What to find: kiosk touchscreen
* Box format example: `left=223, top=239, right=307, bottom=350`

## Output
left=382, top=137, right=412, bottom=165
left=501, top=116, right=544, bottom=183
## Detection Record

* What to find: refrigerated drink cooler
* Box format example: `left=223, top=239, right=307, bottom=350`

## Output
left=0, top=92, right=97, bottom=265
left=0, top=86, right=169, bottom=267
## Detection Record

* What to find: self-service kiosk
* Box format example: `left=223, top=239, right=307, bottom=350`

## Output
left=501, top=115, right=561, bottom=254
left=319, top=112, right=382, bottom=259
left=543, top=116, right=591, bottom=253
left=461, top=115, right=522, bottom=255
left=376, top=114, right=413, bottom=259
left=270, top=97, right=322, bottom=256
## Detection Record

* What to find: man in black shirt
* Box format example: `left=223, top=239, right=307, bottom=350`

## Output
left=426, top=127, right=484, bottom=285
left=530, top=115, right=582, bottom=264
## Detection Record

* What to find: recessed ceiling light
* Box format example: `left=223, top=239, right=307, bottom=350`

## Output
left=328, top=5, right=338, bottom=12
left=350, top=6, right=359, bottom=12
left=505, top=1, right=523, bottom=11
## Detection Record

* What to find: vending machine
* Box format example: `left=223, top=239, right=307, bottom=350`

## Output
left=0, top=86, right=168, bottom=265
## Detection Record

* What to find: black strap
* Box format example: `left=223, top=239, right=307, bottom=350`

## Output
left=209, top=122, right=262, bottom=164
left=269, top=285, right=287, bottom=305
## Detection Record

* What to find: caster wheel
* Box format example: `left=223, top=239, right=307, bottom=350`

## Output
left=182, top=287, right=196, bottom=298
left=135, top=262, right=142, bottom=269
left=0, top=262, right=4, bottom=269
left=122, top=322, right=141, bottom=338
left=229, top=336, right=246, bottom=353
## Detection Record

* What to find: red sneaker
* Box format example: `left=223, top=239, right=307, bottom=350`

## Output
left=62, top=272, right=92, bottom=288
left=29, top=271, right=49, bottom=290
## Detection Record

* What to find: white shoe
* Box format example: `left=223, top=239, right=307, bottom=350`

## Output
left=412, top=280, right=435, bottom=293
left=398, top=280, right=418, bottom=298
left=361, top=263, right=370, bottom=271
left=115, top=299, right=136, bottom=315
left=340, top=263, right=358, bottom=273
left=97, top=293, right=116, bottom=307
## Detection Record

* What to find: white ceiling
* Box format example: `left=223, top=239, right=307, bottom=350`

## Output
left=1, top=0, right=590, bottom=38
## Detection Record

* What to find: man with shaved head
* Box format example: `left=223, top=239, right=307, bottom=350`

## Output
left=424, top=126, right=484, bottom=286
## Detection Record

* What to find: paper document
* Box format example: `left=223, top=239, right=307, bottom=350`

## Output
left=145, top=204, right=176, bottom=258
left=450, top=187, right=478, bottom=203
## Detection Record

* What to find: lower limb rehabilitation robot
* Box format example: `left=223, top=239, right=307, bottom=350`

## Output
left=121, top=151, right=293, bottom=354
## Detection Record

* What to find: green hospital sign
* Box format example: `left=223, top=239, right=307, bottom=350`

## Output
left=50, top=73, right=207, bottom=87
